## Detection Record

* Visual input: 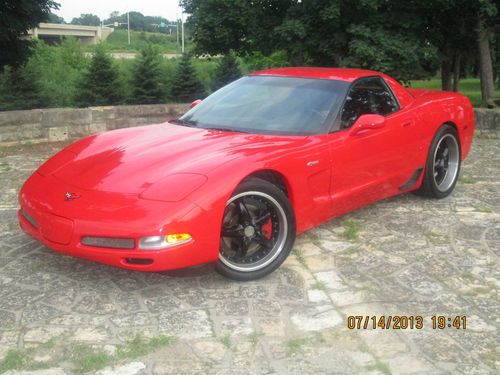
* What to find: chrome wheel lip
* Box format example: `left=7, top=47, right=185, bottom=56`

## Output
left=433, top=134, right=460, bottom=193
left=219, top=191, right=288, bottom=273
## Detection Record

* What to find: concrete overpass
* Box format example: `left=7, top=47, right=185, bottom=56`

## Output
left=27, top=23, right=114, bottom=45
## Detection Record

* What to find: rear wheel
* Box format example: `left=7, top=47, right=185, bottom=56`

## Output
left=215, top=178, right=296, bottom=281
left=417, top=124, right=461, bottom=199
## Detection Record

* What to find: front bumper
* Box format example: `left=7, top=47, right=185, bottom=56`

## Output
left=18, top=172, right=220, bottom=272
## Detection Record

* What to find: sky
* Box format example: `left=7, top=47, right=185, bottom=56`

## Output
left=53, top=0, right=183, bottom=22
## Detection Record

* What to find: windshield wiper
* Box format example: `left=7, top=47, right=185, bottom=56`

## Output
left=171, top=118, right=198, bottom=127
left=205, top=127, right=250, bottom=134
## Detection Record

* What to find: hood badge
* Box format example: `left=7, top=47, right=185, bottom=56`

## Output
left=65, top=192, right=80, bottom=201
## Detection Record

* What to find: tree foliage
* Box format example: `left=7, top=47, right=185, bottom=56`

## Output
left=181, top=0, right=440, bottom=79
left=0, top=0, right=59, bottom=71
left=48, top=12, right=65, bottom=24
left=27, top=39, right=87, bottom=107
left=70, top=14, right=101, bottom=26
left=75, top=45, right=122, bottom=107
left=131, top=44, right=166, bottom=104
left=182, top=0, right=499, bottom=90
left=241, top=51, right=290, bottom=72
left=181, top=0, right=293, bottom=56
left=0, top=65, right=48, bottom=110
left=103, top=12, right=174, bottom=33
left=170, top=54, right=206, bottom=102
left=212, top=52, right=242, bottom=90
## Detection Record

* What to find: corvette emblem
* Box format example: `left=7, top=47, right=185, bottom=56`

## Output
left=65, top=192, right=80, bottom=201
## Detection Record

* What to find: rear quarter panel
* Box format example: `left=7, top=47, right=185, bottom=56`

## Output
left=407, top=89, right=475, bottom=161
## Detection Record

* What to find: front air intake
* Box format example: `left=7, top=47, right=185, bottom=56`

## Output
left=81, top=236, right=135, bottom=250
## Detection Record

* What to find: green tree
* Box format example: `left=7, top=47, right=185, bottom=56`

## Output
left=48, top=12, right=65, bottom=23
left=170, top=54, right=205, bottom=102
left=27, top=39, right=87, bottom=107
left=0, top=65, right=48, bottom=110
left=495, top=25, right=500, bottom=89
left=75, top=45, right=122, bottom=107
left=103, top=11, right=170, bottom=32
left=70, top=13, right=101, bottom=26
left=212, top=52, right=242, bottom=90
left=131, top=44, right=166, bottom=104
left=241, top=50, right=290, bottom=72
left=0, top=0, right=59, bottom=71
left=182, top=0, right=500, bottom=89
left=339, top=1, right=441, bottom=83
left=344, top=26, right=438, bottom=84
left=181, top=0, right=292, bottom=56
left=476, top=0, right=498, bottom=106
left=181, top=0, right=439, bottom=80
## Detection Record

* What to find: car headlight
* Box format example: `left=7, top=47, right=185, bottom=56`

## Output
left=138, top=233, right=192, bottom=250
left=139, top=173, right=207, bottom=202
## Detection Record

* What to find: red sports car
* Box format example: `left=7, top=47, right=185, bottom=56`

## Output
left=19, top=68, right=475, bottom=280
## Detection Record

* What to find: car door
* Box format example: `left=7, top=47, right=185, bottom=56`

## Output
left=327, top=76, right=420, bottom=216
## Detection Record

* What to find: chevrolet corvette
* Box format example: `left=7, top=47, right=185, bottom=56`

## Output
left=19, top=68, right=475, bottom=280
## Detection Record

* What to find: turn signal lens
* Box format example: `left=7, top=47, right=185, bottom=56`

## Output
left=167, top=233, right=192, bottom=243
left=139, top=233, right=192, bottom=250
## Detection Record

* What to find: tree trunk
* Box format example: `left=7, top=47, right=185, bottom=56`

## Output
left=441, top=60, right=452, bottom=91
left=452, top=54, right=461, bottom=92
left=478, top=18, right=496, bottom=107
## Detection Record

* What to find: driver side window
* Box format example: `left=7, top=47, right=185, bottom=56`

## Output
left=340, top=77, right=399, bottom=130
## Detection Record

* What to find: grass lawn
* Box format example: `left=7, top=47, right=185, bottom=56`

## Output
left=410, top=78, right=500, bottom=107
left=98, top=29, right=185, bottom=54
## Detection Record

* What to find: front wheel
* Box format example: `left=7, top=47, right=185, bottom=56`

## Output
left=417, top=124, right=461, bottom=199
left=215, top=178, right=296, bottom=281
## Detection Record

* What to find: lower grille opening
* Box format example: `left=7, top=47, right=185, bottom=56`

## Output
left=125, top=258, right=154, bottom=265
left=81, top=236, right=135, bottom=250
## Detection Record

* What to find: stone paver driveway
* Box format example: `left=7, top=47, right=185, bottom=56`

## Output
left=0, top=138, right=498, bottom=375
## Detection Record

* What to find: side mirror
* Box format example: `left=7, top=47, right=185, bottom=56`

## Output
left=350, top=114, right=385, bottom=136
left=190, top=99, right=202, bottom=108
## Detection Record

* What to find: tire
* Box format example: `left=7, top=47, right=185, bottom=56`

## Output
left=416, top=124, right=461, bottom=199
left=215, top=177, right=296, bottom=281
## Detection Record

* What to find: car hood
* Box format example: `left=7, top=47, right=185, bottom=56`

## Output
left=46, top=123, right=304, bottom=194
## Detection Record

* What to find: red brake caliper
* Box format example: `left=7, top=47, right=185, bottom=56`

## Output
left=261, top=218, right=272, bottom=240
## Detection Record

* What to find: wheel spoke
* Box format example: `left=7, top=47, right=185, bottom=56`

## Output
left=238, top=201, right=252, bottom=223
left=253, top=232, right=273, bottom=250
left=234, top=237, right=251, bottom=259
left=222, top=225, right=245, bottom=238
left=254, top=211, right=271, bottom=225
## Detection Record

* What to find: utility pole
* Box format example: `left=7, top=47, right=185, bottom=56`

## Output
left=181, top=13, right=185, bottom=53
left=127, top=12, right=131, bottom=45
left=176, top=13, right=179, bottom=46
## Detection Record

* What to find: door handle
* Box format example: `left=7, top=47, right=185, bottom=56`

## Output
left=402, top=121, right=413, bottom=127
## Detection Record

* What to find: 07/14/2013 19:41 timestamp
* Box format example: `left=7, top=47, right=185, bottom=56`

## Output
left=346, top=315, right=467, bottom=330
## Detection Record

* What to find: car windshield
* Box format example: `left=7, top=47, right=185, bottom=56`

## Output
left=176, top=76, right=349, bottom=135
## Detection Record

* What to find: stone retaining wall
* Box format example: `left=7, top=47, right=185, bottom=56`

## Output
left=0, top=104, right=189, bottom=145
left=0, top=105, right=498, bottom=145
left=475, top=108, right=500, bottom=137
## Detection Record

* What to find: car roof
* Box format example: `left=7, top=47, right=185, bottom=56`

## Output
left=250, top=67, right=383, bottom=82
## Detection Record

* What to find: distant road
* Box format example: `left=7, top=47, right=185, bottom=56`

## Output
left=84, top=52, right=181, bottom=59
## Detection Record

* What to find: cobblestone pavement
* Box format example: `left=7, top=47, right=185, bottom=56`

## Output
left=0, top=138, right=498, bottom=375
